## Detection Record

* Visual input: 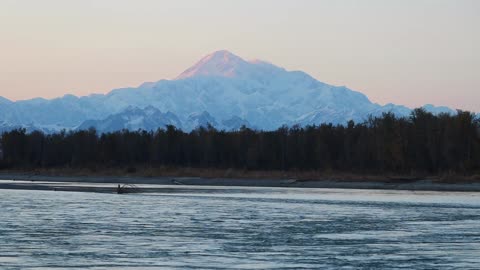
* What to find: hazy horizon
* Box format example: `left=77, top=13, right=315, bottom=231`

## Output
left=1, top=0, right=479, bottom=111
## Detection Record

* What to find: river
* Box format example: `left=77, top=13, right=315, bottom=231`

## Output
left=1, top=187, right=479, bottom=269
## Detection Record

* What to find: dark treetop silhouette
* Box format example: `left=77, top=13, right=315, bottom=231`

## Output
left=1, top=109, right=479, bottom=176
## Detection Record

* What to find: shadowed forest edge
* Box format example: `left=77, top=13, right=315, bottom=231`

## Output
left=1, top=108, right=479, bottom=181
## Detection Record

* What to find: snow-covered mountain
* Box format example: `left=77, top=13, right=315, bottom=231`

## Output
left=77, top=106, right=182, bottom=133
left=0, top=50, right=462, bottom=133
left=421, top=104, right=456, bottom=115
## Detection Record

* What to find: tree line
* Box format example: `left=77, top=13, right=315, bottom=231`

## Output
left=1, top=108, right=479, bottom=175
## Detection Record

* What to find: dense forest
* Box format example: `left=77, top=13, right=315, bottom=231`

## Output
left=0, top=108, right=479, bottom=175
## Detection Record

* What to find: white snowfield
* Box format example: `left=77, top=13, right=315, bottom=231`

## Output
left=0, top=50, right=459, bottom=133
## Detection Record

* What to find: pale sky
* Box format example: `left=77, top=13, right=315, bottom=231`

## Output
left=0, top=0, right=479, bottom=111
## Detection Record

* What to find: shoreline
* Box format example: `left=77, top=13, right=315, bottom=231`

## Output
left=1, top=172, right=480, bottom=193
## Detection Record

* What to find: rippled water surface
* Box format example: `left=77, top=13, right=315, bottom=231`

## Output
left=1, top=187, right=480, bottom=269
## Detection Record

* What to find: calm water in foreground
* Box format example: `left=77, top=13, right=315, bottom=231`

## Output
left=1, top=186, right=480, bottom=269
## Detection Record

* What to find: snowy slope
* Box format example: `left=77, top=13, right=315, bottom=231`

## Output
left=77, top=106, right=182, bottom=133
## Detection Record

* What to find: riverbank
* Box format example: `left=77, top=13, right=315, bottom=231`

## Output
left=1, top=171, right=480, bottom=193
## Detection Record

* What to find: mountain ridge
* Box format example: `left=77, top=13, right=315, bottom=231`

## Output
left=0, top=50, right=464, bottom=133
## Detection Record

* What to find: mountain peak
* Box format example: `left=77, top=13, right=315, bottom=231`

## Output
left=198, top=50, right=244, bottom=64
left=176, top=50, right=249, bottom=80
left=207, top=50, right=242, bottom=61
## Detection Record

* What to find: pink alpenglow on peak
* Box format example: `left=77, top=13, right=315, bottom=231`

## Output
left=175, top=50, right=286, bottom=81
left=176, top=50, right=252, bottom=80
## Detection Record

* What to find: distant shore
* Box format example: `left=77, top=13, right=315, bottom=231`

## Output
left=1, top=169, right=480, bottom=193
